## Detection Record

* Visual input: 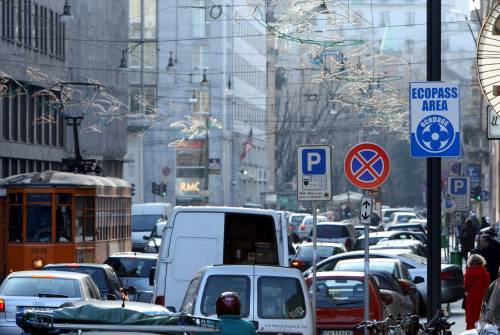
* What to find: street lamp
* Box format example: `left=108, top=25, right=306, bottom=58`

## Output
left=224, top=75, right=233, bottom=96
left=201, top=69, right=209, bottom=85
left=118, top=42, right=142, bottom=70
left=60, top=0, right=74, bottom=23
left=166, top=51, right=175, bottom=72
left=189, top=90, right=198, bottom=103
left=314, top=0, right=329, bottom=14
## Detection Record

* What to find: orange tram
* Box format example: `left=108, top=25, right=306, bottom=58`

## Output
left=0, top=171, right=132, bottom=278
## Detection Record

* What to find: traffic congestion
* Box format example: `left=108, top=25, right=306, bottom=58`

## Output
left=1, top=197, right=493, bottom=335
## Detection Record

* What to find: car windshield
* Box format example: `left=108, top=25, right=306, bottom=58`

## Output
left=303, top=216, right=325, bottom=225
left=334, top=260, right=397, bottom=276
left=297, top=245, right=340, bottom=259
left=201, top=275, right=250, bottom=317
left=353, top=236, right=387, bottom=250
left=311, top=278, right=364, bottom=308
left=44, top=266, right=108, bottom=292
left=389, top=225, right=422, bottom=232
left=1, top=277, right=81, bottom=298
left=105, top=257, right=156, bottom=278
left=132, top=215, right=161, bottom=232
left=291, top=215, right=306, bottom=224
left=399, top=253, right=427, bottom=265
left=316, top=225, right=348, bottom=238
left=396, top=215, right=416, bottom=223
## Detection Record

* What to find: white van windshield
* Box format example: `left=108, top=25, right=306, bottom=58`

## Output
left=201, top=275, right=250, bottom=317
left=132, top=215, right=161, bottom=232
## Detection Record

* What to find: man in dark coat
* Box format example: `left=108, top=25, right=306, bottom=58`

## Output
left=471, top=234, right=500, bottom=283
left=460, top=219, right=476, bottom=263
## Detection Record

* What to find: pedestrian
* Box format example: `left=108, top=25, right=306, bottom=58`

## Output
left=460, top=219, right=475, bottom=263
left=471, top=234, right=500, bottom=283
left=480, top=216, right=490, bottom=230
left=464, top=254, right=490, bottom=330
left=213, top=292, right=257, bottom=335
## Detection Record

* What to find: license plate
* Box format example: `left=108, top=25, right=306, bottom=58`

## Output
left=17, top=306, right=55, bottom=313
left=321, top=330, right=353, bottom=335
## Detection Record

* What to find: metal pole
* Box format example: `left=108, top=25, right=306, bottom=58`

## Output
left=427, top=0, right=442, bottom=321
left=312, top=201, right=317, bottom=335
left=363, top=201, right=370, bottom=335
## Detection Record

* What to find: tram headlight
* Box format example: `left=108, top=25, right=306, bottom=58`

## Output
left=32, top=259, right=44, bottom=269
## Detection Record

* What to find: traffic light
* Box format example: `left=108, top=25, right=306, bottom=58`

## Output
left=161, top=183, right=167, bottom=197
left=471, top=185, right=482, bottom=201
left=131, top=183, right=136, bottom=196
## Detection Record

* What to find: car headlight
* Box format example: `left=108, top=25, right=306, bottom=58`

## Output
left=32, top=258, right=44, bottom=269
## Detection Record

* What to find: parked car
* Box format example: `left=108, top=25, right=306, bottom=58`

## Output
left=370, top=270, right=416, bottom=317
left=371, top=239, right=427, bottom=258
left=0, top=270, right=101, bottom=335
left=290, top=242, right=345, bottom=272
left=289, top=213, right=309, bottom=235
left=354, top=225, right=377, bottom=236
left=305, top=271, right=389, bottom=334
left=459, top=278, right=500, bottom=335
left=333, top=258, right=421, bottom=314
left=298, top=215, right=327, bottom=241
left=132, top=203, right=171, bottom=251
left=353, top=231, right=422, bottom=250
left=311, top=222, right=358, bottom=251
left=105, top=252, right=158, bottom=303
left=383, top=212, right=419, bottom=230
left=143, top=219, right=167, bottom=253
left=387, top=222, right=427, bottom=234
left=381, top=207, right=415, bottom=223
left=42, top=263, right=125, bottom=301
left=304, top=250, right=464, bottom=315
left=152, top=206, right=289, bottom=311
left=180, top=264, right=313, bottom=335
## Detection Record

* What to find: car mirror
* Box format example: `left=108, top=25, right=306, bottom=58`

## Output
left=143, top=235, right=149, bottom=240
left=398, top=279, right=417, bottom=295
left=124, top=286, right=137, bottom=295
left=381, top=292, right=393, bottom=305
left=166, top=306, right=176, bottom=313
left=413, top=276, right=425, bottom=284
left=149, top=267, right=156, bottom=286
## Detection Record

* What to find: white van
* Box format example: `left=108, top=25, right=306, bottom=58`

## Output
left=180, top=265, right=313, bottom=335
left=152, top=206, right=289, bottom=310
left=131, top=203, right=172, bottom=251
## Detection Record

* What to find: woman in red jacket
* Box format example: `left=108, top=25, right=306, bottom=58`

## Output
left=464, top=254, right=491, bottom=329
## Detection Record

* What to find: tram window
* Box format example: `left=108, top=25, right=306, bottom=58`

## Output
left=27, top=204, right=52, bottom=242
left=75, top=208, right=84, bottom=243
left=8, top=193, right=22, bottom=204
left=8, top=206, right=22, bottom=242
left=57, top=194, right=72, bottom=204
left=56, top=205, right=72, bottom=242
left=85, top=214, right=95, bottom=241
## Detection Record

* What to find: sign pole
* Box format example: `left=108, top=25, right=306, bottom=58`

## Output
left=427, top=0, right=442, bottom=321
left=312, top=201, right=317, bottom=335
left=360, top=196, right=372, bottom=335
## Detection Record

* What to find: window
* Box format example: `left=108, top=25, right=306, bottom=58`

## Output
left=33, top=3, right=39, bottom=50
left=2, top=87, right=9, bottom=140
left=181, top=274, right=202, bottom=314
left=19, top=93, right=26, bottom=142
left=144, top=0, right=156, bottom=39
left=8, top=205, right=22, bottom=242
left=1, top=277, right=81, bottom=298
left=201, top=275, right=250, bottom=317
left=105, top=257, right=156, bottom=278
left=11, top=93, right=18, bottom=141
left=17, top=0, right=23, bottom=44
left=76, top=196, right=95, bottom=242
left=56, top=194, right=72, bottom=242
left=310, top=278, right=364, bottom=308
left=26, top=193, right=52, bottom=242
left=258, top=277, right=306, bottom=319
left=406, top=11, right=415, bottom=26
left=379, top=11, right=390, bottom=27
left=35, top=95, right=42, bottom=144
left=25, top=0, right=31, bottom=46
left=129, top=0, right=141, bottom=39
left=49, top=10, right=53, bottom=54
left=28, top=93, right=34, bottom=143
left=192, top=0, right=206, bottom=38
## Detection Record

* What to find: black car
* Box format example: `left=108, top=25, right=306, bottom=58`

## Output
left=42, top=263, right=125, bottom=301
left=290, top=242, right=344, bottom=272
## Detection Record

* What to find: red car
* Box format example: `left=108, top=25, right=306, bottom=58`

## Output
left=306, top=271, right=391, bottom=335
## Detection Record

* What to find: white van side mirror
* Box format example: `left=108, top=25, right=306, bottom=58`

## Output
left=149, top=267, right=156, bottom=286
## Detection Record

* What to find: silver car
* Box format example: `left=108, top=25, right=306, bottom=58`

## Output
left=297, top=215, right=327, bottom=241
left=0, top=270, right=101, bottom=335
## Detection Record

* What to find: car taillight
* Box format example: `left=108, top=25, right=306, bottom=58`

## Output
left=0, top=298, right=5, bottom=312
left=344, top=239, right=352, bottom=251
left=291, top=260, right=302, bottom=268
left=440, top=271, right=454, bottom=280
left=300, top=223, right=305, bottom=231
left=154, top=295, right=165, bottom=306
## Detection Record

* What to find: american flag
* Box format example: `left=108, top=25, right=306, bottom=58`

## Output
left=239, top=129, right=254, bottom=161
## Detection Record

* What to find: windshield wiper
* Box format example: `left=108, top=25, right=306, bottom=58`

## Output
left=333, top=300, right=364, bottom=306
left=38, top=293, right=69, bottom=298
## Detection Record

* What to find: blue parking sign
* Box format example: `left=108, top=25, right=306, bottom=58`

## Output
left=301, top=149, right=326, bottom=175
left=410, top=82, right=461, bottom=157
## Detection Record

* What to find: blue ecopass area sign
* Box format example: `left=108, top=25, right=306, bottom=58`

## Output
left=410, top=82, right=460, bottom=157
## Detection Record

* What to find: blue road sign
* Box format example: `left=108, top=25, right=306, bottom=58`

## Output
left=301, top=148, right=326, bottom=175
left=410, top=82, right=461, bottom=157
left=297, top=145, right=332, bottom=201
left=448, top=177, right=470, bottom=211
left=480, top=191, right=490, bottom=201
left=449, top=177, right=468, bottom=195
left=467, top=164, right=481, bottom=187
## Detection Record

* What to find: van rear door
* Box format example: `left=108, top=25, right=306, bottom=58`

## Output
left=253, top=266, right=312, bottom=335
left=163, top=211, right=224, bottom=310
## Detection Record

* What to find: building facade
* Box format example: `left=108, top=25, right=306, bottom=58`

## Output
left=0, top=0, right=128, bottom=179
left=135, top=0, right=270, bottom=206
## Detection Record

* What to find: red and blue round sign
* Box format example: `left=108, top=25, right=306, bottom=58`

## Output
left=344, top=142, right=391, bottom=189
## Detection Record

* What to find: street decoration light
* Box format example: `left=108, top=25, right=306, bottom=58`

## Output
left=60, top=0, right=74, bottom=23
